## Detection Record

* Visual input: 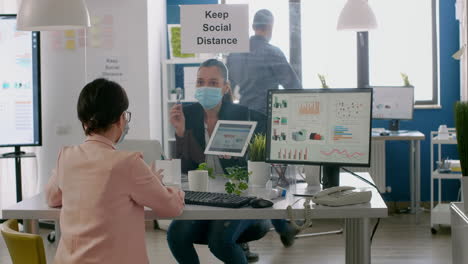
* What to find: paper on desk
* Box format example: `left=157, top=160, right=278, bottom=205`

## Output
left=183, top=67, right=198, bottom=101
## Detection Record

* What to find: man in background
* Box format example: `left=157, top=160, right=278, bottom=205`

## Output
left=227, top=9, right=302, bottom=115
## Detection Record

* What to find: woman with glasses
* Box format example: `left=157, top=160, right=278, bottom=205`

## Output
left=45, top=78, right=185, bottom=264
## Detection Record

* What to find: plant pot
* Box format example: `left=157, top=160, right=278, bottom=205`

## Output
left=188, top=170, right=209, bottom=192
left=248, top=161, right=270, bottom=187
left=463, top=177, right=468, bottom=213
left=170, top=94, right=178, bottom=101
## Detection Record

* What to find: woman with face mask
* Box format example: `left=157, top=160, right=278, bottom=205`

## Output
left=45, top=78, right=185, bottom=264
left=170, top=59, right=266, bottom=174
left=168, top=60, right=298, bottom=264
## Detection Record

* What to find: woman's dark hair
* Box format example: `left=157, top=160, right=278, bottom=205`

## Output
left=199, top=59, right=229, bottom=82
left=77, top=78, right=129, bottom=135
left=199, top=59, right=233, bottom=103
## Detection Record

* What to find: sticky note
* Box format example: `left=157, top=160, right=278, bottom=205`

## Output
left=91, top=16, right=102, bottom=25
left=65, top=40, right=76, bottom=50
left=102, top=15, right=113, bottom=25
left=64, top=30, right=75, bottom=38
left=90, top=27, right=101, bottom=35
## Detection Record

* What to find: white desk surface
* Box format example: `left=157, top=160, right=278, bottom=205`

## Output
left=371, top=130, right=425, bottom=141
left=451, top=202, right=468, bottom=224
left=3, top=173, right=387, bottom=221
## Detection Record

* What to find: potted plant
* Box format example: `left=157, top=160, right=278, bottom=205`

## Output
left=248, top=134, right=270, bottom=187
left=169, top=88, right=178, bottom=101
left=224, top=166, right=250, bottom=195
left=401, top=73, right=411, bottom=87
left=455, top=102, right=468, bottom=212
left=318, top=74, right=329, bottom=88
left=197, top=162, right=215, bottom=179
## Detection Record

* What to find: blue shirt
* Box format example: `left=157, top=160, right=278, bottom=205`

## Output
left=226, top=35, right=302, bottom=114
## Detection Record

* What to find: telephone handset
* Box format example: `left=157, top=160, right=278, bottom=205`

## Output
left=312, top=185, right=372, bottom=206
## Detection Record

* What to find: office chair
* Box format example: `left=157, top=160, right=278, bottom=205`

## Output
left=194, top=220, right=270, bottom=263
left=1, top=219, right=47, bottom=264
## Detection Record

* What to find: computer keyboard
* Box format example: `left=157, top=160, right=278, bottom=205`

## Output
left=184, top=190, right=255, bottom=208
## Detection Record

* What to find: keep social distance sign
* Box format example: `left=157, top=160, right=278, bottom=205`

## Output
left=181, top=4, right=249, bottom=53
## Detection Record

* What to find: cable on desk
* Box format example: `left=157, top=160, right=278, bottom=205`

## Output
left=286, top=197, right=313, bottom=232
left=341, top=167, right=381, bottom=243
left=341, top=167, right=379, bottom=190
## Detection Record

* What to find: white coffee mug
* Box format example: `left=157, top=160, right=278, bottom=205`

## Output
left=188, top=170, right=209, bottom=192
left=303, top=165, right=321, bottom=186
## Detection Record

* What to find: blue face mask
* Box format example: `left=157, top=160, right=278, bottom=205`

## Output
left=117, top=121, right=129, bottom=144
left=195, top=87, right=223, bottom=110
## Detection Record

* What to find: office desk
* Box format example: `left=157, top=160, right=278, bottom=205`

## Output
left=3, top=173, right=387, bottom=264
left=450, top=202, right=468, bottom=264
left=372, top=131, right=425, bottom=213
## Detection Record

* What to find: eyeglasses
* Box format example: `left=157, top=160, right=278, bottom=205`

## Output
left=124, top=111, right=132, bottom=123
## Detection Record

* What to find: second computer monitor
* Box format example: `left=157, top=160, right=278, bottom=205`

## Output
left=266, top=88, right=373, bottom=188
left=372, top=86, right=414, bottom=131
left=266, top=88, right=372, bottom=164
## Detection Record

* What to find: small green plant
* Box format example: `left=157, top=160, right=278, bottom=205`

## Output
left=197, top=163, right=215, bottom=179
left=249, top=134, right=266, bottom=162
left=455, top=102, right=468, bottom=176
left=318, top=74, right=329, bottom=88
left=223, top=166, right=250, bottom=195
left=400, top=73, right=412, bottom=87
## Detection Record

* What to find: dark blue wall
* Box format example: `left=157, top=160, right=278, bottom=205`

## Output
left=374, top=0, right=461, bottom=202
left=167, top=0, right=461, bottom=202
left=167, top=0, right=218, bottom=84
left=167, top=0, right=218, bottom=24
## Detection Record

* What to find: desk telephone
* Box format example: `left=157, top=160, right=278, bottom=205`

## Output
left=311, top=186, right=372, bottom=207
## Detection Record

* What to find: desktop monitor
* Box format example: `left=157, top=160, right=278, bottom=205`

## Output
left=266, top=88, right=373, bottom=188
left=0, top=15, right=41, bottom=148
left=372, top=86, right=414, bottom=132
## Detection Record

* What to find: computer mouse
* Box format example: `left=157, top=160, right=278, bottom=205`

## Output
left=380, top=131, right=390, bottom=136
left=250, top=198, right=274, bottom=208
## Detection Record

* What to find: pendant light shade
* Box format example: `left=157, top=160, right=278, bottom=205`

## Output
left=17, top=0, right=91, bottom=31
left=337, top=0, right=377, bottom=31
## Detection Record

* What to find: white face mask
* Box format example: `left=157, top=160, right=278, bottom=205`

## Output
left=117, top=121, right=129, bottom=144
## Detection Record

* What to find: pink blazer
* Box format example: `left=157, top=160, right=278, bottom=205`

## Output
left=46, top=135, right=185, bottom=264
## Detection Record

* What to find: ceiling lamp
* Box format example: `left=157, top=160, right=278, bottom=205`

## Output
left=337, top=0, right=377, bottom=31
left=17, top=0, right=90, bottom=31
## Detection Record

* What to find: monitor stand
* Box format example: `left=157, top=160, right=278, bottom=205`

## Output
left=0, top=146, right=33, bottom=202
left=322, top=165, right=340, bottom=189
left=388, top=119, right=400, bottom=132
left=388, top=120, right=409, bottom=134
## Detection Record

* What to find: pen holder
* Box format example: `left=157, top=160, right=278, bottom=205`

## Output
left=156, top=159, right=181, bottom=187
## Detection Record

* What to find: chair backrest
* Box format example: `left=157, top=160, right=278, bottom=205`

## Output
left=117, top=139, right=163, bottom=164
left=1, top=219, right=47, bottom=264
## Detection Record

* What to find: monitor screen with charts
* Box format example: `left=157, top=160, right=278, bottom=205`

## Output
left=204, top=120, right=257, bottom=157
left=372, top=86, right=414, bottom=120
left=0, top=15, right=41, bottom=147
left=266, top=88, right=372, bottom=167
